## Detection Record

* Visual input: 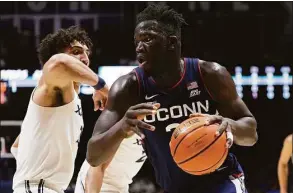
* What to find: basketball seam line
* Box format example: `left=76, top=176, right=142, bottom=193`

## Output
left=183, top=146, right=228, bottom=173
left=177, top=131, right=225, bottom=165
left=172, top=123, right=206, bottom=156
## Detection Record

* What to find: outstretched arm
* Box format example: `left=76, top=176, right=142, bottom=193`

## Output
left=42, top=53, right=99, bottom=88
left=200, top=61, right=257, bottom=146
left=278, top=135, right=292, bottom=193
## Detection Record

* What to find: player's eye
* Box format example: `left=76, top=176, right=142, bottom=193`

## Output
left=145, top=36, right=152, bottom=42
left=72, top=49, right=80, bottom=55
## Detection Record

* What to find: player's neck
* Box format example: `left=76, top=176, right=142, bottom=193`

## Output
left=152, top=58, right=184, bottom=89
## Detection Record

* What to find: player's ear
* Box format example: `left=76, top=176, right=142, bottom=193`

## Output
left=167, top=36, right=178, bottom=51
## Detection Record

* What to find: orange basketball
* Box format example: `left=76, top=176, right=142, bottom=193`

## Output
left=169, top=116, right=228, bottom=175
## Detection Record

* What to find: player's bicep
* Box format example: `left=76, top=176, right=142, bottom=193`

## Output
left=42, top=54, right=72, bottom=88
left=200, top=61, right=253, bottom=119
left=92, top=109, right=121, bottom=135
left=217, top=97, right=253, bottom=120
left=92, top=73, right=140, bottom=135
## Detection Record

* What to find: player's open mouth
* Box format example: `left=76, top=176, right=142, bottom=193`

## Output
left=137, top=54, right=147, bottom=63
left=139, top=61, right=147, bottom=67
left=137, top=57, right=147, bottom=66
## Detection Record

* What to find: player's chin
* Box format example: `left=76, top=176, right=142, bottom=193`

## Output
left=139, top=62, right=152, bottom=74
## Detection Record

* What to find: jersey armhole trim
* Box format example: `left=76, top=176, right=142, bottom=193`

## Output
left=133, top=70, right=141, bottom=97
left=197, top=61, right=216, bottom=101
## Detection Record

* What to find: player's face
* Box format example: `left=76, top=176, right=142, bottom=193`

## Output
left=65, top=40, right=90, bottom=67
left=65, top=41, right=91, bottom=88
left=134, top=20, right=168, bottom=74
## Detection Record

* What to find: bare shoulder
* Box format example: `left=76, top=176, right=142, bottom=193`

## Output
left=107, top=71, right=140, bottom=110
left=198, top=59, right=236, bottom=102
left=198, top=59, right=228, bottom=77
left=109, top=71, right=139, bottom=97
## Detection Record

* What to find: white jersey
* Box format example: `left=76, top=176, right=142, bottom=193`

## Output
left=75, top=134, right=146, bottom=193
left=13, top=90, right=84, bottom=192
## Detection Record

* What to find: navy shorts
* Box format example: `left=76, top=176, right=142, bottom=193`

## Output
left=164, top=174, right=247, bottom=193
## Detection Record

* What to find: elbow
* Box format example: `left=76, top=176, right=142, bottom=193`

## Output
left=86, top=138, right=102, bottom=167
left=245, top=117, right=258, bottom=146
left=247, top=132, right=258, bottom=146
left=45, top=54, right=68, bottom=72
left=236, top=134, right=258, bottom=147
left=86, top=154, right=99, bottom=167
left=50, top=53, right=69, bottom=64
left=236, top=120, right=258, bottom=147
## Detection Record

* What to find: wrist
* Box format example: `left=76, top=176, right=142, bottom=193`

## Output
left=225, top=118, right=237, bottom=130
left=93, top=76, right=106, bottom=90
left=117, top=119, right=132, bottom=139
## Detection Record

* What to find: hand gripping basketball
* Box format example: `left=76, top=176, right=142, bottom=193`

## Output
left=189, top=113, right=233, bottom=148
left=121, top=103, right=160, bottom=139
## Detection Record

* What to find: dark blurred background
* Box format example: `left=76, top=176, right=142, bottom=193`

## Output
left=0, top=1, right=292, bottom=193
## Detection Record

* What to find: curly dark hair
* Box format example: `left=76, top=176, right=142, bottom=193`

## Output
left=37, top=26, right=93, bottom=65
left=136, top=4, right=187, bottom=39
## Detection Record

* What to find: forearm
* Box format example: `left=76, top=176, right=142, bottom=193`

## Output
left=86, top=166, right=105, bottom=193
left=228, top=116, right=257, bottom=146
left=45, top=54, right=98, bottom=86
left=278, top=163, right=288, bottom=192
left=86, top=120, right=125, bottom=167
left=58, top=54, right=98, bottom=86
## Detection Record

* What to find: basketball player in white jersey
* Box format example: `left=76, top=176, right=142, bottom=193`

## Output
left=11, top=26, right=109, bottom=193
left=278, top=134, right=293, bottom=193
left=75, top=134, right=146, bottom=193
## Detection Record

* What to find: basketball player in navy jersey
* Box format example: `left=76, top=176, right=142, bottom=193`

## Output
left=87, top=4, right=257, bottom=193
left=278, top=134, right=293, bottom=193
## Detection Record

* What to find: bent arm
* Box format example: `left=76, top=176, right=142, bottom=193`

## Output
left=43, top=53, right=99, bottom=88
left=200, top=61, right=257, bottom=146
left=86, top=73, right=140, bottom=167
left=278, top=135, right=292, bottom=193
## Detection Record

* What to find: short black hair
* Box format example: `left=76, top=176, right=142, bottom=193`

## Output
left=136, top=4, right=187, bottom=39
left=37, top=26, right=93, bottom=65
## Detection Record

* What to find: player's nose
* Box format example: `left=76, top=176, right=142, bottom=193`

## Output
left=80, top=55, right=89, bottom=66
left=136, top=41, right=144, bottom=53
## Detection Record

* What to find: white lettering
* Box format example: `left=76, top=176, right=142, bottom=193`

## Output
left=144, top=114, right=155, bottom=123
left=170, top=106, right=183, bottom=119
left=157, top=108, right=169, bottom=121
left=183, top=103, right=196, bottom=116
left=197, top=100, right=209, bottom=113
left=144, top=100, right=211, bottom=124
left=166, top=123, right=180, bottom=132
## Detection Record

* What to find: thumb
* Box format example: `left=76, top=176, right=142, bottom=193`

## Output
left=94, top=102, right=99, bottom=111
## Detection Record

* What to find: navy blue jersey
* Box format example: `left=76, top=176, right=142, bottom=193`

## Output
left=134, top=58, right=244, bottom=193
